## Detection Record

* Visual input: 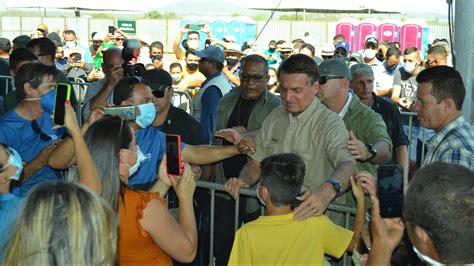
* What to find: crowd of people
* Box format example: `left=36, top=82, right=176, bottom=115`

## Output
left=0, top=21, right=473, bottom=265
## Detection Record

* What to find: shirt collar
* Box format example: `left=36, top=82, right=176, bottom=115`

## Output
left=201, top=71, right=222, bottom=87
left=338, top=92, right=353, bottom=119
left=427, top=115, right=466, bottom=147
left=288, top=97, right=320, bottom=124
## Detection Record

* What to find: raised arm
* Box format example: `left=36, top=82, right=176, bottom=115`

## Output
left=64, top=102, right=100, bottom=193
left=140, top=164, right=198, bottom=262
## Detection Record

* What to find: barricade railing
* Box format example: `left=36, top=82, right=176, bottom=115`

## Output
left=69, top=80, right=90, bottom=125
left=195, top=180, right=357, bottom=266
left=0, top=75, right=14, bottom=96
left=400, top=111, right=428, bottom=164
left=173, top=90, right=193, bottom=115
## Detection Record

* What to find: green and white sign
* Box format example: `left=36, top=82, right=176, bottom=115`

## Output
left=117, top=19, right=136, bottom=34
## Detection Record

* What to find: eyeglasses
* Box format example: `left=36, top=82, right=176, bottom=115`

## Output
left=240, top=74, right=267, bottom=83
left=319, top=76, right=344, bottom=85
left=31, top=120, right=52, bottom=141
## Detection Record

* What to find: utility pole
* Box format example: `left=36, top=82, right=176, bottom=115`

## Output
left=454, top=0, right=474, bottom=123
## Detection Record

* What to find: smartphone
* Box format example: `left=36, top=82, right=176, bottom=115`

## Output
left=108, top=26, right=115, bottom=34
left=53, top=83, right=72, bottom=126
left=377, top=164, right=404, bottom=218
left=166, top=134, right=182, bottom=176
left=72, top=53, right=82, bottom=62
left=104, top=106, right=136, bottom=120
left=188, top=23, right=202, bottom=31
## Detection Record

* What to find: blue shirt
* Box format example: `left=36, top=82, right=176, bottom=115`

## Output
left=130, top=126, right=185, bottom=190
left=0, top=110, right=65, bottom=196
left=201, top=85, right=222, bottom=144
left=0, top=193, right=22, bottom=262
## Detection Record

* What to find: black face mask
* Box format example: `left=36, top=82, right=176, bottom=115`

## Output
left=93, top=44, right=100, bottom=50
left=384, top=62, right=398, bottom=72
left=226, top=57, right=239, bottom=66
left=269, top=48, right=276, bottom=52
left=376, top=51, right=385, bottom=62
left=281, top=54, right=290, bottom=60
left=187, top=63, right=198, bottom=71
left=335, top=53, right=347, bottom=62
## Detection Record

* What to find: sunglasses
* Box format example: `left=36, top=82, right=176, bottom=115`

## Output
left=240, top=74, right=267, bottom=83
left=31, top=120, right=52, bottom=141
left=319, top=76, right=344, bottom=85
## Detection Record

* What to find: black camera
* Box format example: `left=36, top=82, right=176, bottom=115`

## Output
left=122, top=39, right=146, bottom=77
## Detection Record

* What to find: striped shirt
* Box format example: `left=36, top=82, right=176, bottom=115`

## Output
left=422, top=116, right=474, bottom=170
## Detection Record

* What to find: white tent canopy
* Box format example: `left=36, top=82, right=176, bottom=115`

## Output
left=246, top=0, right=406, bottom=14
left=5, top=0, right=155, bottom=12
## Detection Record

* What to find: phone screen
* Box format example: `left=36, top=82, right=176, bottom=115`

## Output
left=166, top=134, right=182, bottom=176
left=104, top=106, right=136, bottom=120
left=377, top=164, right=404, bottom=218
left=188, top=23, right=201, bottom=31
left=108, top=26, right=115, bottom=34
left=53, top=83, right=72, bottom=126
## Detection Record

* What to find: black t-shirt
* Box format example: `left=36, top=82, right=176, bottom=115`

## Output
left=222, top=96, right=259, bottom=178
left=372, top=94, right=409, bottom=164
left=157, top=105, right=205, bottom=145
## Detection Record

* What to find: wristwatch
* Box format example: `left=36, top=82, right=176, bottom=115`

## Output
left=365, top=144, right=377, bottom=162
left=326, top=178, right=343, bottom=198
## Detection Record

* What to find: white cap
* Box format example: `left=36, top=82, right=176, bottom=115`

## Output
left=321, top=43, right=335, bottom=56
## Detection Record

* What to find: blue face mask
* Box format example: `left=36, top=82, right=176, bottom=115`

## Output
left=135, top=102, right=156, bottom=128
left=40, top=88, right=56, bottom=114
left=1, top=147, right=24, bottom=181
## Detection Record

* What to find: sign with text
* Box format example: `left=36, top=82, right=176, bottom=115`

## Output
left=117, top=19, right=136, bottom=34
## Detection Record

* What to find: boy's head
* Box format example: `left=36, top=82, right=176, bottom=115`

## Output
left=258, top=153, right=305, bottom=207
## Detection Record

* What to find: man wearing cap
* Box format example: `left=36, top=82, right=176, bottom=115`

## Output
left=317, top=59, right=392, bottom=178
left=372, top=46, right=401, bottom=97
left=193, top=45, right=232, bottom=144
left=320, top=43, right=335, bottom=61
left=222, top=43, right=244, bottom=87
left=277, top=41, right=293, bottom=61
left=348, top=52, right=363, bottom=68
left=264, top=40, right=281, bottom=68
left=36, top=23, right=49, bottom=38
left=225, top=54, right=356, bottom=225
left=334, top=41, right=350, bottom=62
left=206, top=54, right=282, bottom=265
left=362, top=37, right=379, bottom=67
left=12, top=35, right=31, bottom=51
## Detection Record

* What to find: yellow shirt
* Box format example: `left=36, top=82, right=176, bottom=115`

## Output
left=228, top=213, right=353, bottom=265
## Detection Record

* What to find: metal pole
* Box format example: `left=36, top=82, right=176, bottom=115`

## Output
left=234, top=196, right=239, bottom=232
left=209, top=188, right=215, bottom=266
left=455, top=0, right=474, bottom=123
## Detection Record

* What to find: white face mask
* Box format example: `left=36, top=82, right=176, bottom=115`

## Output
left=171, top=73, right=182, bottom=82
left=257, top=183, right=266, bottom=207
left=127, top=145, right=146, bottom=177
left=412, top=246, right=445, bottom=266
left=267, top=78, right=277, bottom=86
left=187, top=39, right=200, bottom=50
left=65, top=40, right=76, bottom=49
left=403, top=62, right=417, bottom=74
left=364, top=49, right=377, bottom=60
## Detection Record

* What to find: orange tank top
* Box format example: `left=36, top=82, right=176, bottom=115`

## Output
left=118, top=187, right=172, bottom=265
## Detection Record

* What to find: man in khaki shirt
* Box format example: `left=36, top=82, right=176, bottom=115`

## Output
left=225, top=54, right=356, bottom=220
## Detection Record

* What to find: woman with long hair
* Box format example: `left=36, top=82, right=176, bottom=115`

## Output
left=83, top=116, right=197, bottom=265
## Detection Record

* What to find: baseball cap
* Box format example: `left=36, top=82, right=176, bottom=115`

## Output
left=278, top=41, right=293, bottom=52
left=92, top=32, right=106, bottom=41
left=321, top=43, right=335, bottom=56
left=224, top=43, right=243, bottom=55
left=319, top=59, right=351, bottom=79
left=335, top=41, right=350, bottom=52
left=37, top=23, right=48, bottom=33
left=0, top=38, right=11, bottom=51
left=12, top=35, right=31, bottom=48
left=142, top=69, right=172, bottom=98
left=194, top=45, right=225, bottom=64
left=349, top=52, right=363, bottom=63
left=365, top=37, right=378, bottom=48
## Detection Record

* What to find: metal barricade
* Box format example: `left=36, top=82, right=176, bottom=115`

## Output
left=400, top=111, right=428, bottom=164
left=173, top=90, right=193, bottom=115
left=195, top=180, right=357, bottom=266
left=0, top=75, right=14, bottom=95
left=69, top=79, right=90, bottom=125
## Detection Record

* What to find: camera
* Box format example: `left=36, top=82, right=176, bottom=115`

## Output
left=72, top=53, right=82, bottom=63
left=122, top=39, right=146, bottom=77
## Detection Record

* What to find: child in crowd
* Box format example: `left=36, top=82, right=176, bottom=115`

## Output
left=229, top=153, right=365, bottom=265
